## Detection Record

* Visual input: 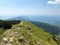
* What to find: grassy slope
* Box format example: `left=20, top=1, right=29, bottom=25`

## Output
left=30, top=21, right=60, bottom=35
left=0, top=21, right=58, bottom=45
left=56, top=34, right=60, bottom=44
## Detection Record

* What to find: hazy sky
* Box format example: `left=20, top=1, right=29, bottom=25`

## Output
left=0, top=0, right=60, bottom=18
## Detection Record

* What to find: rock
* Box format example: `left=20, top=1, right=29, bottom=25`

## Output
left=37, top=42, right=40, bottom=45
left=9, top=37, right=14, bottom=43
left=6, top=43, right=11, bottom=45
left=14, top=32, right=18, bottom=34
left=12, top=33, right=14, bottom=35
left=18, top=36, right=25, bottom=42
left=19, top=36, right=24, bottom=39
left=0, top=42, right=3, bottom=45
left=26, top=25, right=31, bottom=30
left=14, top=32, right=19, bottom=36
left=3, top=37, right=8, bottom=42
left=17, top=28, right=21, bottom=30
left=18, top=38, right=24, bottom=42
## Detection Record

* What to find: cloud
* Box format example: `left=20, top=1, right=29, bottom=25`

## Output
left=47, top=0, right=60, bottom=4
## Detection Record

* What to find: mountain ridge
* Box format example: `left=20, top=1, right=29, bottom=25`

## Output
left=0, top=21, right=58, bottom=45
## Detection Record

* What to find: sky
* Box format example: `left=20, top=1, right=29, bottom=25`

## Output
left=0, top=0, right=60, bottom=18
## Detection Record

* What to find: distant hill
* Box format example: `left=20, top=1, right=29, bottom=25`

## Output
left=0, top=16, right=5, bottom=19
left=0, top=21, right=59, bottom=45
left=8, top=15, right=60, bottom=26
left=8, top=16, right=29, bottom=21
left=26, top=15, right=60, bottom=26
